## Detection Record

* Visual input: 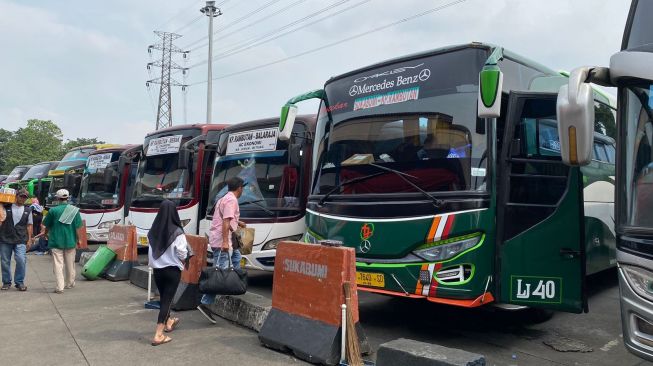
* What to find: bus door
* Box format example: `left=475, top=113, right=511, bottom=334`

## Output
left=496, top=92, right=587, bottom=313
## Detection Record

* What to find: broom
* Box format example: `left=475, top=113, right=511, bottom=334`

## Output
left=343, top=282, right=363, bottom=366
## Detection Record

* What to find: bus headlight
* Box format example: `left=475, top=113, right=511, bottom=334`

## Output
left=262, top=234, right=303, bottom=250
left=412, top=234, right=482, bottom=262
left=98, top=219, right=121, bottom=230
left=622, top=265, right=653, bottom=302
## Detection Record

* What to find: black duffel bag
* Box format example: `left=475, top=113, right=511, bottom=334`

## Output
left=199, top=251, right=247, bottom=295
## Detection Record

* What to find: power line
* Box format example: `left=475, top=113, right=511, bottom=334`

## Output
left=188, top=0, right=312, bottom=51
left=156, top=0, right=204, bottom=31
left=189, top=0, right=469, bottom=85
left=188, top=0, right=370, bottom=69
left=182, top=0, right=285, bottom=50
left=172, top=14, right=204, bottom=34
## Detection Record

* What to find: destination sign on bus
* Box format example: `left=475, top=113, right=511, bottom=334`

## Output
left=147, top=135, right=183, bottom=156
left=87, top=153, right=113, bottom=170
left=226, top=127, right=278, bottom=155
left=325, top=48, right=484, bottom=116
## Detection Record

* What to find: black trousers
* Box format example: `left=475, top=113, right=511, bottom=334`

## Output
left=153, top=266, right=181, bottom=324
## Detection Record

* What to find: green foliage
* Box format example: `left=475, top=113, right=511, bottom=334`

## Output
left=63, top=137, right=105, bottom=152
left=595, top=103, right=617, bottom=140
left=0, top=119, right=104, bottom=174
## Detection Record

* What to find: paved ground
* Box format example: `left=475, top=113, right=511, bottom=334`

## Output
left=246, top=268, right=653, bottom=366
left=0, top=254, right=303, bottom=366
left=5, top=249, right=653, bottom=366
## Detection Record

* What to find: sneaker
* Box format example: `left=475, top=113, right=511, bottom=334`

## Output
left=54, top=289, right=64, bottom=294
left=65, top=282, right=75, bottom=289
left=16, top=284, right=27, bottom=291
left=1, top=284, right=10, bottom=291
left=197, top=304, right=217, bottom=324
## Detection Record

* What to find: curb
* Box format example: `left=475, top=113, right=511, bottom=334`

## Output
left=207, top=292, right=271, bottom=332
left=376, top=338, right=486, bottom=366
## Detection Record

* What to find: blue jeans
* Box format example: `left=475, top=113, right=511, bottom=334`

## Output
left=200, top=249, right=242, bottom=305
left=0, top=243, right=27, bottom=286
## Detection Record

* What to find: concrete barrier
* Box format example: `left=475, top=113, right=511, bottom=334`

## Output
left=129, top=265, right=159, bottom=295
left=75, top=222, right=90, bottom=263
left=104, top=225, right=138, bottom=281
left=171, top=234, right=207, bottom=311
left=79, top=251, right=95, bottom=267
left=207, top=292, right=271, bottom=332
left=376, top=338, right=486, bottom=366
left=258, top=241, right=369, bottom=365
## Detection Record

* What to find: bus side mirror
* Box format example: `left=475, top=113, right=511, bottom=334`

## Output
left=178, top=148, right=190, bottom=169
left=477, top=66, right=503, bottom=118
left=556, top=67, right=594, bottom=166
left=279, top=104, right=298, bottom=141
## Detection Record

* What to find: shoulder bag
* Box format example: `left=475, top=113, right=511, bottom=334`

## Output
left=198, top=251, right=247, bottom=295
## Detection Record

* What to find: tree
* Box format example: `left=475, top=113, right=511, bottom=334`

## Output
left=62, top=137, right=105, bottom=153
left=0, top=129, right=14, bottom=174
left=3, top=119, right=64, bottom=173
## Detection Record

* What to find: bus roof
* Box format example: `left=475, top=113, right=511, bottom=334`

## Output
left=221, top=115, right=316, bottom=134
left=89, top=144, right=139, bottom=155
left=145, top=123, right=229, bottom=138
left=325, top=42, right=561, bottom=85
left=66, top=143, right=120, bottom=151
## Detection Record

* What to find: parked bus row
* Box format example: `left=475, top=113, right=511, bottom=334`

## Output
left=0, top=42, right=625, bottom=322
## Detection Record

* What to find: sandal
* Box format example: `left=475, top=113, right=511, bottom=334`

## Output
left=164, top=317, right=180, bottom=333
left=151, top=335, right=172, bottom=346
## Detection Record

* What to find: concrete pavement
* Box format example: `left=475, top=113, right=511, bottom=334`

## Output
left=0, top=254, right=303, bottom=366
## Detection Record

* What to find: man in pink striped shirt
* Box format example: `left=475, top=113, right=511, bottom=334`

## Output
left=198, top=177, right=247, bottom=323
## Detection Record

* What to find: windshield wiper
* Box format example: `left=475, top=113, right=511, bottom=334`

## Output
left=367, top=163, right=443, bottom=208
left=240, top=199, right=275, bottom=215
left=318, top=171, right=387, bottom=206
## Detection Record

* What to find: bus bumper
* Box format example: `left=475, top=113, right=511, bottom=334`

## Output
left=86, top=227, right=110, bottom=243
left=357, top=286, right=494, bottom=307
left=241, top=249, right=277, bottom=271
left=618, top=260, right=653, bottom=361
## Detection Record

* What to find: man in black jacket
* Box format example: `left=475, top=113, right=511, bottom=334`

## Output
left=0, top=189, right=33, bottom=291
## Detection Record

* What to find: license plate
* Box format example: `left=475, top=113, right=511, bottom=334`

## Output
left=356, top=272, right=385, bottom=287
left=240, top=258, right=246, bottom=268
left=138, top=236, right=148, bottom=246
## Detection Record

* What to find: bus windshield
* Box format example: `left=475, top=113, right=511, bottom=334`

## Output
left=78, top=152, right=121, bottom=209
left=619, top=83, right=653, bottom=229
left=131, top=129, right=200, bottom=208
left=56, top=148, right=94, bottom=169
left=4, top=166, right=30, bottom=183
left=208, top=150, right=303, bottom=219
left=313, top=47, right=487, bottom=196
left=22, top=163, right=53, bottom=181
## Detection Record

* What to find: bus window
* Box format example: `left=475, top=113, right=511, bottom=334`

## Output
left=594, top=142, right=609, bottom=162
left=606, top=143, right=616, bottom=164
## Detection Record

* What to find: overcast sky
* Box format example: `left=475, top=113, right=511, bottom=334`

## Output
left=0, top=0, right=630, bottom=144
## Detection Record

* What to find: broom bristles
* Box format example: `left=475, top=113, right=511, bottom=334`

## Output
left=343, top=282, right=363, bottom=366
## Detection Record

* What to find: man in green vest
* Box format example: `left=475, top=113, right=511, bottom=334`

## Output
left=42, top=189, right=83, bottom=294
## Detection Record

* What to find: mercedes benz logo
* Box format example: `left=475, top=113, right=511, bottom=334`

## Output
left=349, top=85, right=359, bottom=96
left=359, top=240, right=372, bottom=253
left=418, top=69, right=431, bottom=81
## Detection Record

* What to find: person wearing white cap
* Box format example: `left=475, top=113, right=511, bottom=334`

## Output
left=42, top=189, right=83, bottom=293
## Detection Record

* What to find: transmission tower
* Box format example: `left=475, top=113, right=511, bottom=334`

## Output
left=147, top=31, right=189, bottom=130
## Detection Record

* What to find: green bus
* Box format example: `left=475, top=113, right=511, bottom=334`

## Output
left=6, top=161, right=59, bottom=204
left=278, top=42, right=616, bottom=313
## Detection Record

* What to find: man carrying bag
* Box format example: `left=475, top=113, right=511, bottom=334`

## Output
left=197, top=177, right=248, bottom=324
